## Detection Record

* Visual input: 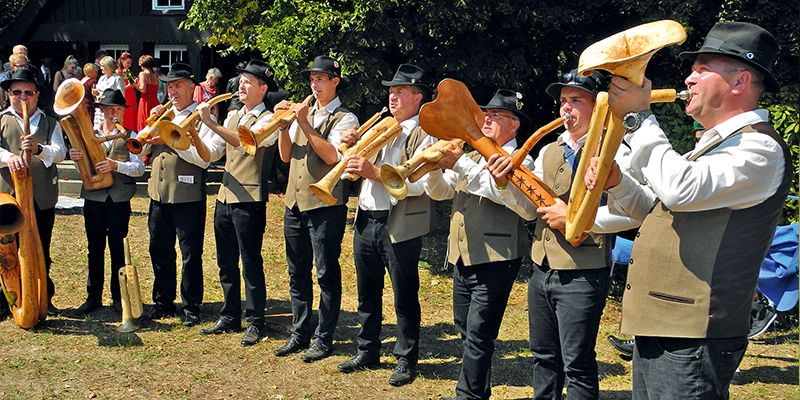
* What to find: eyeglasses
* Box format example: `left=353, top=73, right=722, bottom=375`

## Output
left=486, top=110, right=518, bottom=121
left=560, top=71, right=606, bottom=90
left=10, top=89, right=37, bottom=97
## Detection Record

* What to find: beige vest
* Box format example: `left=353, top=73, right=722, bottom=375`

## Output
left=531, top=139, right=609, bottom=269
left=387, top=125, right=431, bottom=243
left=81, top=130, right=137, bottom=202
left=217, top=109, right=273, bottom=204
left=0, top=112, right=59, bottom=209
left=621, top=123, right=791, bottom=338
left=447, top=151, right=530, bottom=266
left=283, top=103, right=350, bottom=212
left=146, top=113, right=207, bottom=204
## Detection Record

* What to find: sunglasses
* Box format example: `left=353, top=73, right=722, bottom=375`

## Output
left=560, top=71, right=607, bottom=90
left=10, top=89, right=37, bottom=97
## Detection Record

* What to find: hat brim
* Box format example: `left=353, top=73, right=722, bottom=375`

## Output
left=160, top=75, right=199, bottom=85
left=93, top=101, right=129, bottom=108
left=380, top=79, right=431, bottom=92
left=679, top=49, right=780, bottom=92
left=545, top=82, right=597, bottom=101
left=1, top=77, right=46, bottom=92
left=300, top=69, right=348, bottom=89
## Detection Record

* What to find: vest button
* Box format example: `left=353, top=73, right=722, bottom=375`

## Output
left=629, top=257, right=634, bottom=264
left=559, top=167, right=564, bottom=173
left=545, top=236, right=550, bottom=241
left=460, top=222, right=464, bottom=227
left=554, top=184, right=560, bottom=189
left=636, top=231, right=640, bottom=238
left=626, top=283, right=631, bottom=290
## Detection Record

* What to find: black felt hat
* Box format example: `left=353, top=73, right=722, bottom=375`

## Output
left=238, top=59, right=277, bottom=88
left=0, top=67, right=44, bottom=91
left=93, top=88, right=128, bottom=108
left=679, top=21, right=779, bottom=91
left=480, top=89, right=531, bottom=127
left=545, top=69, right=606, bottom=100
left=160, top=62, right=198, bottom=85
left=381, top=64, right=430, bottom=93
left=301, top=55, right=347, bottom=88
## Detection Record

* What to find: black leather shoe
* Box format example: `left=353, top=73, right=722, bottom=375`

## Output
left=200, top=319, right=242, bottom=335
left=142, top=303, right=177, bottom=321
left=240, top=323, right=267, bottom=347
left=181, top=313, right=201, bottom=327
left=608, top=335, right=634, bottom=358
left=0, top=305, right=9, bottom=321
left=388, top=359, right=416, bottom=386
left=75, top=300, right=101, bottom=315
left=300, top=339, right=332, bottom=363
left=274, top=336, right=309, bottom=357
left=337, top=353, right=380, bottom=373
left=47, top=303, right=60, bottom=317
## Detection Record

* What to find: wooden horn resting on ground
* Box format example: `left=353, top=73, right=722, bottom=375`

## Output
left=564, top=19, right=688, bottom=246
left=309, top=117, right=402, bottom=205
left=54, top=78, right=114, bottom=190
left=238, top=95, right=313, bottom=156
left=154, top=93, right=233, bottom=162
left=125, top=100, right=174, bottom=154
left=0, top=100, right=48, bottom=329
left=419, top=79, right=558, bottom=208
left=117, top=238, right=143, bottom=333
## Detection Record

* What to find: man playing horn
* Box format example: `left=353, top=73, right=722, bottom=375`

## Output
left=0, top=68, right=66, bottom=317
left=425, top=89, right=536, bottom=400
left=336, top=64, right=435, bottom=386
left=590, top=22, right=789, bottom=399
left=273, top=55, right=358, bottom=361
left=139, top=62, right=226, bottom=327
left=70, top=89, right=144, bottom=315
left=196, top=60, right=276, bottom=346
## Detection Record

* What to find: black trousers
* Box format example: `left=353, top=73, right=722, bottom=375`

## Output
left=0, top=204, right=55, bottom=310
left=353, top=209, right=422, bottom=364
left=453, top=258, right=521, bottom=400
left=283, top=205, right=346, bottom=344
left=214, top=200, right=267, bottom=325
left=148, top=199, right=206, bottom=316
left=83, top=198, right=131, bottom=305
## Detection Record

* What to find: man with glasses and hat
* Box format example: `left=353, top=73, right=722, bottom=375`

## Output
left=196, top=59, right=276, bottom=346
left=424, top=89, right=537, bottom=400
left=139, top=62, right=226, bottom=327
left=586, top=21, right=790, bottom=399
left=273, top=55, right=358, bottom=361
left=335, top=64, right=435, bottom=386
left=69, top=88, right=145, bottom=315
left=0, top=67, right=66, bottom=317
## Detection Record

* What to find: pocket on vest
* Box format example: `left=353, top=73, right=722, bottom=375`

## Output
left=648, top=291, right=695, bottom=304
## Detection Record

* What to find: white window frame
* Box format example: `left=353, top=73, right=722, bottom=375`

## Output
left=99, top=44, right=130, bottom=62
left=152, top=0, right=185, bottom=11
left=154, top=44, right=188, bottom=71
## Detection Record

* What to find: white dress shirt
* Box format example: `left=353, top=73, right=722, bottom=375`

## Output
left=140, top=102, right=226, bottom=168
left=0, top=107, right=66, bottom=166
left=95, top=127, right=145, bottom=177
left=288, top=96, right=358, bottom=160
left=424, top=139, right=536, bottom=221
left=608, top=109, right=785, bottom=220
left=358, top=115, right=435, bottom=211
left=222, top=102, right=275, bottom=149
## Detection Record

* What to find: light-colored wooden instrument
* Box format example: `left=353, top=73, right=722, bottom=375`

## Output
left=125, top=100, right=174, bottom=154
left=117, top=237, right=143, bottom=333
left=564, top=19, right=689, bottom=246
left=309, top=117, right=402, bottom=205
left=337, top=107, right=387, bottom=154
left=54, top=78, right=114, bottom=190
left=380, top=139, right=464, bottom=200
left=238, top=95, right=313, bottom=156
left=0, top=99, right=48, bottom=329
left=154, top=93, right=233, bottom=162
left=419, top=79, right=558, bottom=208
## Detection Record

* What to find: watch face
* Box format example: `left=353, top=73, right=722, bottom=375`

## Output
left=624, top=114, right=638, bottom=130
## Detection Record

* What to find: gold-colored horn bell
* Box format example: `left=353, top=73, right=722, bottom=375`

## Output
left=380, top=139, right=464, bottom=200
left=565, top=20, right=688, bottom=246
left=154, top=93, right=233, bottom=162
left=238, top=95, right=313, bottom=156
left=125, top=101, right=175, bottom=154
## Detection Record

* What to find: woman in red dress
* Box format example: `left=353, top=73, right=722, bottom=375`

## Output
left=135, top=55, right=160, bottom=131
left=116, top=52, right=139, bottom=131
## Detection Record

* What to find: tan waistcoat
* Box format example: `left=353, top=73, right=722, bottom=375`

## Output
left=447, top=151, right=530, bottom=266
left=217, top=109, right=273, bottom=204
left=283, top=104, right=350, bottom=212
left=0, top=113, right=59, bottom=209
left=81, top=130, right=136, bottom=202
left=387, top=125, right=431, bottom=243
left=621, top=123, right=791, bottom=338
left=146, top=115, right=207, bottom=204
left=531, top=139, right=609, bottom=269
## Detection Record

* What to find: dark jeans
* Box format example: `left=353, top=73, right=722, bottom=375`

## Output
left=283, top=205, right=347, bottom=344
left=528, top=264, right=609, bottom=400
left=214, top=200, right=267, bottom=325
left=633, top=336, right=747, bottom=400
left=35, top=204, right=55, bottom=303
left=83, top=198, right=131, bottom=305
left=353, top=209, right=422, bottom=363
left=148, top=199, right=206, bottom=317
left=453, top=258, right=521, bottom=400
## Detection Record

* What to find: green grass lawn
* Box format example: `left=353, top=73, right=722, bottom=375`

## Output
left=0, top=196, right=797, bottom=399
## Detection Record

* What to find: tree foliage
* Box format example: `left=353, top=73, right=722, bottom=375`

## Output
left=0, top=0, right=27, bottom=32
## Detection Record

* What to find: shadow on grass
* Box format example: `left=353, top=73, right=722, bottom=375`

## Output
left=36, top=316, right=145, bottom=347
left=736, top=364, right=799, bottom=385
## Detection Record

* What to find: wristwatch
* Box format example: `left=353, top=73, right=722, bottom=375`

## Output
left=34, top=144, right=43, bottom=155
left=622, top=110, right=653, bottom=133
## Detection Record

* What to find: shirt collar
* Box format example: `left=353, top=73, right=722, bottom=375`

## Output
left=709, top=110, right=769, bottom=139
left=399, top=115, right=419, bottom=133
left=315, top=96, right=342, bottom=115
left=3, top=105, right=44, bottom=120
left=501, top=138, right=518, bottom=153
left=558, top=130, right=587, bottom=151
left=174, top=102, right=198, bottom=115
left=240, top=102, right=266, bottom=118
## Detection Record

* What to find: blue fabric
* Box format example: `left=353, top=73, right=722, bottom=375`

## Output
left=564, top=144, right=579, bottom=173
left=757, top=223, right=798, bottom=312
left=612, top=236, right=633, bottom=265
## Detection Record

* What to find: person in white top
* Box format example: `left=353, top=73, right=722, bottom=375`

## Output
left=587, top=21, right=789, bottom=399
left=336, top=64, right=435, bottom=386
left=93, top=56, right=125, bottom=127
left=0, top=68, right=66, bottom=316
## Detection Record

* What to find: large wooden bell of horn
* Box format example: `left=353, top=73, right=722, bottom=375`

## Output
left=565, top=20, right=687, bottom=246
